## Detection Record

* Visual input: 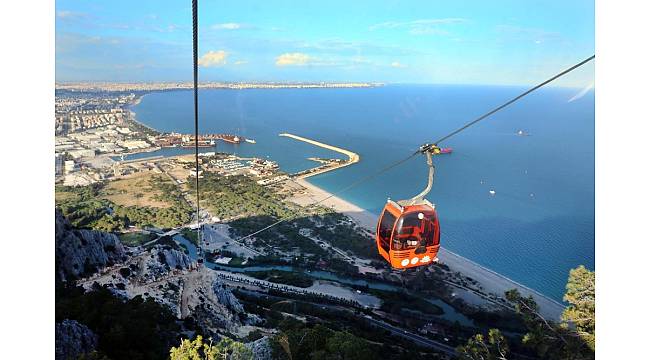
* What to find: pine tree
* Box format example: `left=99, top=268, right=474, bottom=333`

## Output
left=457, top=328, right=509, bottom=360
left=169, top=335, right=253, bottom=360
left=561, top=265, right=595, bottom=351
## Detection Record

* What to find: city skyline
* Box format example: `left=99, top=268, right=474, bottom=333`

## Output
left=56, top=0, right=594, bottom=87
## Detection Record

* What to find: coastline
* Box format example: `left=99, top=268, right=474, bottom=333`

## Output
left=124, top=94, right=566, bottom=320
left=294, top=177, right=566, bottom=320
left=127, top=94, right=159, bottom=134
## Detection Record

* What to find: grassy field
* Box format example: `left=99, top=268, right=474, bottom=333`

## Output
left=101, top=172, right=172, bottom=208
left=55, top=172, right=192, bottom=232
left=55, top=189, right=79, bottom=202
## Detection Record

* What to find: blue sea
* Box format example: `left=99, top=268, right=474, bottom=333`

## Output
left=131, top=85, right=595, bottom=301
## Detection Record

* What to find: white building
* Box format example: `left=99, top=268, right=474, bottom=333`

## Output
left=64, top=160, right=77, bottom=174
left=97, top=142, right=123, bottom=153
left=119, top=140, right=150, bottom=150
left=68, top=149, right=96, bottom=159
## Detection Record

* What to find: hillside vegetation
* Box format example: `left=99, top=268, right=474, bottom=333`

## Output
left=55, top=174, right=192, bottom=232
left=458, top=266, right=596, bottom=360
left=186, top=173, right=303, bottom=221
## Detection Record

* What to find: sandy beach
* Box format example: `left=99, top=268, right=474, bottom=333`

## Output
left=291, top=178, right=377, bottom=230
left=292, top=178, right=566, bottom=320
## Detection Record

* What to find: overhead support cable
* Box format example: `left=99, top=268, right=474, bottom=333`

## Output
left=192, top=0, right=202, bottom=253
left=226, top=54, right=596, bottom=242
left=421, top=55, right=595, bottom=151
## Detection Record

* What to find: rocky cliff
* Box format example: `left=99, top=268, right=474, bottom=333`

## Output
left=76, top=245, right=255, bottom=336
left=55, top=319, right=98, bottom=360
left=56, top=208, right=261, bottom=342
left=213, top=280, right=245, bottom=314
left=55, top=209, right=127, bottom=281
left=246, top=337, right=273, bottom=360
left=142, top=245, right=193, bottom=281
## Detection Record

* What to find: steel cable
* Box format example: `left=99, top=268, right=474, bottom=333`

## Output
left=426, top=55, right=595, bottom=148
left=192, top=0, right=201, bottom=252
left=236, top=55, right=594, bottom=241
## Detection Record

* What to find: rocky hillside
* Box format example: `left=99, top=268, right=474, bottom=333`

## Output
left=56, top=210, right=269, bottom=355
left=247, top=337, right=273, bottom=360
left=77, top=243, right=260, bottom=336
left=55, top=319, right=98, bottom=360
left=55, top=209, right=127, bottom=281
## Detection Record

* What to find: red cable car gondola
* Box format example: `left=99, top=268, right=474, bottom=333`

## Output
left=376, top=148, right=441, bottom=269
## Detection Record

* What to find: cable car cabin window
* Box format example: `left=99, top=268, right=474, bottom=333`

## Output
left=378, top=210, right=396, bottom=252
left=392, top=212, right=437, bottom=250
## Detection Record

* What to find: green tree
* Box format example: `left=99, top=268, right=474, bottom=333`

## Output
left=457, top=328, right=509, bottom=360
left=504, top=265, right=595, bottom=360
left=169, top=335, right=253, bottom=360
left=56, top=285, right=180, bottom=360
left=272, top=323, right=377, bottom=360
left=324, top=330, right=375, bottom=360
left=76, top=351, right=111, bottom=360
left=560, top=266, right=595, bottom=351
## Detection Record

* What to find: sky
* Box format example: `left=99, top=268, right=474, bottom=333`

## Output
left=55, top=0, right=595, bottom=87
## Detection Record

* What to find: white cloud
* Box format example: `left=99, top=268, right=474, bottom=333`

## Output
left=369, top=18, right=466, bottom=35
left=198, top=50, right=228, bottom=67
left=275, top=53, right=313, bottom=66
left=496, top=25, right=562, bottom=44
left=212, top=23, right=241, bottom=30
left=234, top=60, right=248, bottom=65
left=409, top=28, right=450, bottom=36
left=211, top=22, right=257, bottom=30
left=391, top=62, right=407, bottom=68
left=56, top=11, right=88, bottom=20
left=275, top=53, right=380, bottom=68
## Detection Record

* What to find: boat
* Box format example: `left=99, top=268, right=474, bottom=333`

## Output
left=245, top=138, right=257, bottom=144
